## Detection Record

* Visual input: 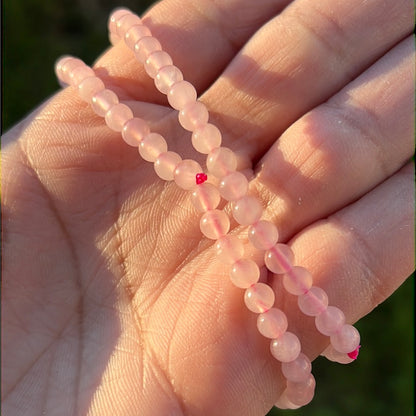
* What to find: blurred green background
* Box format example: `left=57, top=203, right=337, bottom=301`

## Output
left=2, top=1, right=414, bottom=415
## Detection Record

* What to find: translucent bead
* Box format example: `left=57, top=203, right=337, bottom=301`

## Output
left=154, top=151, right=182, bottom=181
left=286, top=374, right=316, bottom=406
left=57, top=57, right=84, bottom=85
left=91, top=89, right=119, bottom=117
left=244, top=283, right=275, bottom=313
left=125, top=25, right=152, bottom=50
left=134, top=36, right=162, bottom=63
left=248, top=220, right=279, bottom=251
left=144, top=50, right=173, bottom=79
left=191, top=183, right=220, bottom=212
left=298, top=286, right=329, bottom=316
left=206, top=147, right=237, bottom=178
left=315, top=306, right=345, bottom=336
left=68, top=65, right=95, bottom=87
left=200, top=210, right=230, bottom=240
left=122, top=117, right=150, bottom=147
left=155, top=65, right=183, bottom=94
left=283, top=266, right=313, bottom=296
left=270, top=332, right=301, bottom=363
left=167, top=81, right=197, bottom=110
left=105, top=103, right=134, bottom=132
left=230, top=259, right=260, bottom=288
left=55, top=56, right=72, bottom=82
left=139, top=133, right=168, bottom=162
left=321, top=344, right=356, bottom=364
left=330, top=324, right=360, bottom=354
left=281, top=353, right=312, bottom=382
left=215, top=235, right=244, bottom=264
left=275, top=391, right=301, bottom=410
left=178, top=101, right=209, bottom=131
left=108, top=8, right=130, bottom=35
left=219, top=171, right=249, bottom=201
left=232, top=196, right=262, bottom=226
left=174, top=159, right=202, bottom=190
left=116, top=13, right=142, bottom=38
left=264, top=244, right=294, bottom=274
left=191, top=123, right=222, bottom=154
left=257, top=308, right=288, bottom=339
left=78, top=76, right=105, bottom=102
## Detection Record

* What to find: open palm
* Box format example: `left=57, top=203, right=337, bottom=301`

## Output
left=2, top=0, right=414, bottom=415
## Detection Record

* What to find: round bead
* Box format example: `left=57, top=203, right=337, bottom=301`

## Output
left=78, top=76, right=105, bottom=102
left=134, top=36, right=162, bottom=63
left=206, top=147, right=237, bottom=178
left=230, top=259, right=260, bottom=288
left=69, top=65, right=95, bottom=87
left=330, top=324, right=360, bottom=354
left=248, top=220, right=279, bottom=250
left=275, top=391, right=301, bottom=410
left=219, top=171, right=249, bottom=201
left=315, top=306, right=346, bottom=336
left=125, top=25, right=152, bottom=50
left=91, top=89, right=119, bottom=117
left=286, top=374, right=316, bottom=406
left=270, top=332, right=301, bottom=363
left=281, top=353, right=312, bottom=382
left=178, top=101, right=209, bottom=131
left=244, top=283, right=275, bottom=313
left=321, top=344, right=355, bottom=364
left=264, top=244, right=294, bottom=274
left=55, top=56, right=73, bottom=83
left=257, top=308, right=288, bottom=339
left=200, top=210, right=230, bottom=240
left=215, top=235, right=244, bottom=264
left=139, top=133, right=168, bottom=162
left=122, top=117, right=150, bottom=147
left=105, top=103, right=134, bottom=132
left=174, top=160, right=203, bottom=190
left=298, top=286, right=329, bottom=316
left=116, top=13, right=142, bottom=38
left=155, top=65, right=183, bottom=94
left=108, top=8, right=130, bottom=35
left=144, top=50, right=173, bottom=79
left=192, top=123, right=222, bottom=154
left=154, top=151, right=182, bottom=181
left=283, top=266, right=313, bottom=296
left=191, top=182, right=221, bottom=212
left=58, top=57, right=84, bottom=85
left=167, top=81, right=197, bottom=110
left=232, top=196, right=262, bottom=226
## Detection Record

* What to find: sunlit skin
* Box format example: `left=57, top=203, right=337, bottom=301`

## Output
left=2, top=0, right=414, bottom=415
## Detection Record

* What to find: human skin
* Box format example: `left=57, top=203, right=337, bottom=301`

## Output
left=1, top=0, right=414, bottom=415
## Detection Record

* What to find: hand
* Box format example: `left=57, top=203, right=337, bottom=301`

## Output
left=2, top=0, right=414, bottom=415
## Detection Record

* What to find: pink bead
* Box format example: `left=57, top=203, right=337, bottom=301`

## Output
left=54, top=56, right=75, bottom=84
left=69, top=65, right=95, bottom=87
left=155, top=65, right=184, bottom=94
left=116, top=13, right=142, bottom=38
left=125, top=25, right=152, bottom=50
left=144, top=50, right=173, bottom=79
left=298, top=286, right=329, bottom=316
left=178, top=101, right=209, bottom=131
left=321, top=344, right=355, bottom=364
left=315, top=306, right=346, bottom=336
left=105, top=103, right=134, bottom=132
left=270, top=332, right=301, bottom=362
left=283, top=266, right=313, bottom=296
left=286, top=374, right=316, bottom=406
left=275, top=392, right=301, bottom=410
left=215, top=235, right=244, bottom=264
left=248, top=220, right=279, bottom=250
left=200, top=210, right=230, bottom=240
left=108, top=8, right=130, bottom=35
left=78, top=76, right=105, bottom=102
left=244, top=283, right=275, bottom=313
left=330, top=324, right=360, bottom=354
left=174, top=160, right=203, bottom=190
left=219, top=171, right=249, bottom=201
left=206, top=147, right=237, bottom=178
left=109, top=32, right=121, bottom=46
left=91, top=89, right=119, bottom=117
left=191, top=123, right=222, bottom=154
left=57, top=57, right=84, bottom=85
left=167, top=81, right=197, bottom=111
left=134, top=36, right=162, bottom=63
left=139, top=133, right=168, bottom=162
left=264, top=244, right=294, bottom=274
left=122, top=117, right=150, bottom=147
left=154, top=151, right=182, bottom=181
left=232, top=196, right=262, bottom=226
left=191, top=183, right=220, bottom=212
left=230, top=259, right=260, bottom=288
left=257, top=308, right=288, bottom=338
left=281, top=353, right=312, bottom=382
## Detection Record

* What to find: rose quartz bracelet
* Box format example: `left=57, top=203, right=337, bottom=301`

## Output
left=54, top=8, right=361, bottom=409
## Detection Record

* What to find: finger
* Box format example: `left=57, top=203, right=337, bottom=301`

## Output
left=94, top=0, right=293, bottom=100
left=255, top=35, right=414, bottom=240
left=204, top=0, right=413, bottom=157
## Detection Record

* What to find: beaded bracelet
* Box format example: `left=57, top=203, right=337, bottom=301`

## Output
left=55, top=8, right=361, bottom=410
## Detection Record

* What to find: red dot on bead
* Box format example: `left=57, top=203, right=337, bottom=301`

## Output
left=347, top=345, right=361, bottom=360
left=196, top=172, right=208, bottom=185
